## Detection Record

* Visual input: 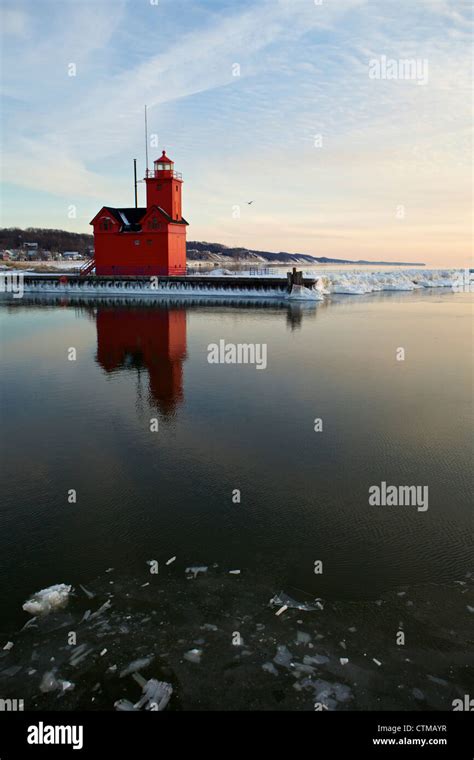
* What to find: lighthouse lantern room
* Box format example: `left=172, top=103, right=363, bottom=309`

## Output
left=90, top=150, right=188, bottom=276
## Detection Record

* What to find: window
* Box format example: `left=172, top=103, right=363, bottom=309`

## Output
left=147, top=239, right=153, bottom=246
left=148, top=216, right=160, bottom=230
left=134, top=239, right=140, bottom=246
left=99, top=217, right=112, bottom=231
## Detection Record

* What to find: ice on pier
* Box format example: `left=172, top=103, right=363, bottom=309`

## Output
left=288, top=284, right=324, bottom=301
left=22, top=584, right=72, bottom=616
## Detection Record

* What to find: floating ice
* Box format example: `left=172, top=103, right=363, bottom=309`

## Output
left=273, top=645, right=293, bottom=668
left=79, top=584, right=95, bottom=599
left=340, top=658, right=349, bottom=666
left=229, top=569, right=241, bottom=575
left=184, top=648, right=202, bottom=664
left=270, top=591, right=322, bottom=612
left=275, top=605, right=288, bottom=616
left=296, top=631, right=311, bottom=645
left=303, top=654, right=329, bottom=666
left=89, top=600, right=112, bottom=620
left=262, top=662, right=279, bottom=676
left=185, top=566, right=208, bottom=579
left=22, top=584, right=71, bottom=616
left=115, top=679, right=172, bottom=711
left=119, top=656, right=154, bottom=678
left=166, top=556, right=177, bottom=565
left=3, top=641, right=14, bottom=651
left=40, top=671, right=74, bottom=694
left=373, top=658, right=382, bottom=667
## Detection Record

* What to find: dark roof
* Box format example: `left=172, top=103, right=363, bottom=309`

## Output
left=103, top=207, right=147, bottom=231
left=103, top=206, right=188, bottom=230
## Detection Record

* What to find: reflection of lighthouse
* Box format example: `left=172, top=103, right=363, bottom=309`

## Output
left=95, top=307, right=187, bottom=415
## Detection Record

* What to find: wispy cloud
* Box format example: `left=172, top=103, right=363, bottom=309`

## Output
left=0, top=0, right=471, bottom=264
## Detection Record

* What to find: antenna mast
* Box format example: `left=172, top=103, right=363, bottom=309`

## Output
left=133, top=159, right=138, bottom=207
left=144, top=104, right=149, bottom=175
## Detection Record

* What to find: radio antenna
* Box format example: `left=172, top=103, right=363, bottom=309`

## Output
left=144, top=105, right=149, bottom=174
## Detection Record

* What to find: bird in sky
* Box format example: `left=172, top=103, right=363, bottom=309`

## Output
left=247, top=200, right=254, bottom=205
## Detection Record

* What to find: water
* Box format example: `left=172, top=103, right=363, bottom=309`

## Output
left=0, top=290, right=472, bottom=710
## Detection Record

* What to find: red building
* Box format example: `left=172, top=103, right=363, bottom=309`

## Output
left=90, top=151, right=188, bottom=276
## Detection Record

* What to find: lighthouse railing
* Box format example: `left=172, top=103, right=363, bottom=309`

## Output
left=145, top=169, right=182, bottom=180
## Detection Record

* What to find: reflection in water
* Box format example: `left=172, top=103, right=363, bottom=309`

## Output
left=95, top=306, right=187, bottom=415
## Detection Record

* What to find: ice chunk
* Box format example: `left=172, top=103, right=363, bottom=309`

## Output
left=273, top=645, right=293, bottom=668
left=115, top=699, right=136, bottom=711
left=3, top=641, right=14, bottom=651
left=373, top=658, right=382, bottom=666
left=412, top=688, right=425, bottom=701
left=185, top=566, right=208, bottom=578
left=262, top=662, right=279, bottom=676
left=229, top=570, right=241, bottom=575
left=201, top=624, right=218, bottom=632
left=270, top=591, right=322, bottom=612
left=340, top=658, right=349, bottom=666
left=39, top=670, right=74, bottom=693
left=166, top=556, right=176, bottom=565
left=119, top=656, right=154, bottom=678
left=303, top=654, right=329, bottom=666
left=184, top=648, right=202, bottom=664
left=79, top=584, right=95, bottom=599
left=275, top=605, right=288, bottom=616
left=89, top=600, right=112, bottom=620
left=296, top=631, right=311, bottom=645
left=22, top=584, right=71, bottom=616
left=135, top=679, right=173, bottom=711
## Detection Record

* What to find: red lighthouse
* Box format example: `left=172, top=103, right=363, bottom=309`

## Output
left=90, top=150, right=188, bottom=276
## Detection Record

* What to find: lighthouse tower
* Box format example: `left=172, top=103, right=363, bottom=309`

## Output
left=145, top=151, right=183, bottom=221
left=90, top=149, right=188, bottom=276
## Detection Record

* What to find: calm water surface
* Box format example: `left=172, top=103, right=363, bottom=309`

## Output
left=1, top=290, right=472, bottom=632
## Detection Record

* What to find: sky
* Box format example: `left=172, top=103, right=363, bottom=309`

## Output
left=0, top=0, right=472, bottom=265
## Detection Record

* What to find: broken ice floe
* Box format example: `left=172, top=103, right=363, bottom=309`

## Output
left=273, top=645, right=293, bottom=668
left=79, top=584, right=95, bottom=599
left=40, top=670, right=74, bottom=694
left=184, top=648, right=202, bottom=664
left=115, top=677, right=173, bottom=711
left=185, top=566, right=208, bottom=579
left=270, top=592, right=323, bottom=612
left=3, top=641, right=14, bottom=651
left=22, top=584, right=72, bottom=616
left=119, top=656, right=154, bottom=679
left=262, top=662, right=279, bottom=676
